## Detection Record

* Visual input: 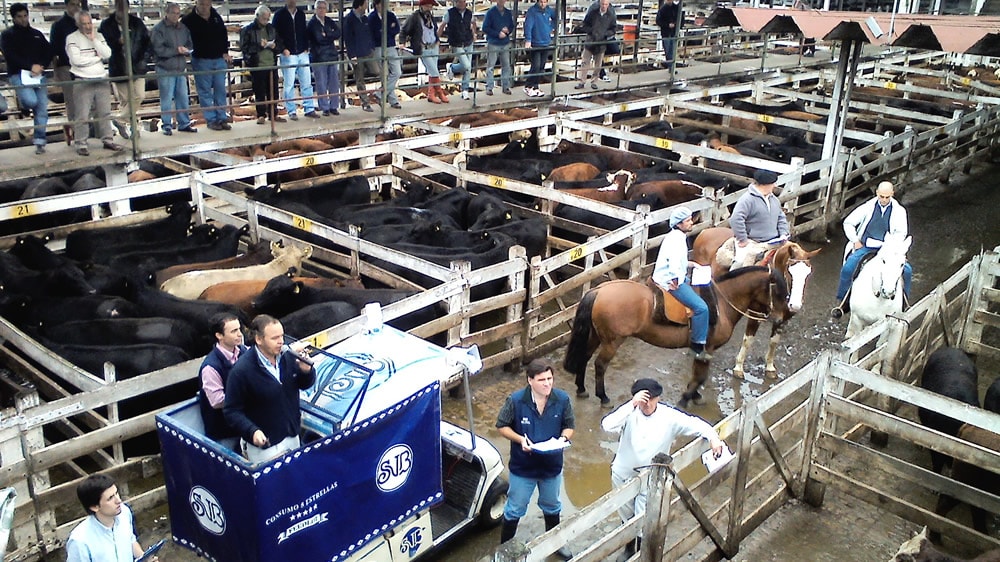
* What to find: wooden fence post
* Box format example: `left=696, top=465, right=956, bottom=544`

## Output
left=506, top=246, right=527, bottom=370
left=641, top=452, right=674, bottom=562
left=447, top=261, right=472, bottom=348
left=871, top=315, right=907, bottom=447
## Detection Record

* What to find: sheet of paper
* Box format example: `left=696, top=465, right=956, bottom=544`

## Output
left=701, top=446, right=734, bottom=474
left=690, top=264, right=712, bottom=286
left=530, top=437, right=571, bottom=453
left=20, top=70, right=42, bottom=86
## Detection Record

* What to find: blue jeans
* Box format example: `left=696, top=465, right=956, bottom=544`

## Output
left=191, top=57, right=228, bottom=125
left=670, top=283, right=709, bottom=345
left=526, top=46, right=552, bottom=88
left=504, top=472, right=562, bottom=520
left=836, top=247, right=913, bottom=302
left=156, top=71, right=192, bottom=130
left=313, top=60, right=340, bottom=112
left=449, top=44, right=473, bottom=91
left=420, top=44, right=440, bottom=78
left=485, top=42, right=511, bottom=91
left=280, top=52, right=316, bottom=114
left=10, top=74, right=48, bottom=146
left=373, top=47, right=402, bottom=105
left=662, top=34, right=677, bottom=63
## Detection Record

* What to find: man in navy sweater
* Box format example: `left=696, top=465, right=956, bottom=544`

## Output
left=272, top=0, right=320, bottom=119
left=198, top=313, right=246, bottom=450
left=224, top=315, right=315, bottom=464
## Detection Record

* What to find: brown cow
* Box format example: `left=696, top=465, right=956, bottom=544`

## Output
left=548, top=163, right=601, bottom=182
left=728, top=116, right=768, bottom=134
left=198, top=275, right=364, bottom=315
left=264, top=138, right=334, bottom=154
left=627, top=180, right=704, bottom=207
left=707, top=136, right=741, bottom=154
left=555, top=140, right=658, bottom=171
left=154, top=241, right=273, bottom=286
left=777, top=110, right=823, bottom=121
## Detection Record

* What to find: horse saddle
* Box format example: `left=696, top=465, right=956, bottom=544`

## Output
left=715, top=237, right=778, bottom=269
left=648, top=279, right=693, bottom=325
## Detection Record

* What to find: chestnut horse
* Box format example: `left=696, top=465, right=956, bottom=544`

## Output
left=563, top=267, right=790, bottom=407
left=691, top=227, right=820, bottom=379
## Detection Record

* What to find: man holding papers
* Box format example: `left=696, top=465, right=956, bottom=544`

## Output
left=496, top=359, right=575, bottom=560
left=66, top=474, right=158, bottom=562
left=602, top=378, right=724, bottom=557
left=1, top=3, right=52, bottom=154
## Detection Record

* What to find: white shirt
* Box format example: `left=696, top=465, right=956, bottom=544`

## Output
left=651, top=228, right=689, bottom=287
left=602, top=400, right=719, bottom=478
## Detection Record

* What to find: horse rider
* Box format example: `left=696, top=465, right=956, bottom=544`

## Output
left=833, top=181, right=912, bottom=318
left=652, top=206, right=711, bottom=361
left=730, top=169, right=789, bottom=271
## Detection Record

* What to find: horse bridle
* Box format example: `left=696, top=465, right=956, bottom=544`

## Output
left=711, top=273, right=777, bottom=323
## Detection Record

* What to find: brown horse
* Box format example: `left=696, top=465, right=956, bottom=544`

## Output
left=563, top=267, right=790, bottom=407
left=691, top=227, right=820, bottom=378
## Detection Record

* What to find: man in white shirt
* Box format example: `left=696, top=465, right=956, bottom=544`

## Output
left=66, top=11, right=124, bottom=156
left=601, top=378, right=723, bottom=557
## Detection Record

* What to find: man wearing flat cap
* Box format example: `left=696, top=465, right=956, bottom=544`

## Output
left=833, top=181, right=911, bottom=317
left=602, top=378, right=724, bottom=556
left=652, top=206, right=711, bottom=361
left=729, top=169, right=789, bottom=270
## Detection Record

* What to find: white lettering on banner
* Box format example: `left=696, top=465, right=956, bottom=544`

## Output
left=277, top=512, right=329, bottom=543
left=376, top=444, right=413, bottom=492
left=265, top=482, right=338, bottom=526
left=190, top=486, right=226, bottom=535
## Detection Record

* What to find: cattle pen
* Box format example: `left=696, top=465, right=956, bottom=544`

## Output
left=0, top=52, right=999, bottom=559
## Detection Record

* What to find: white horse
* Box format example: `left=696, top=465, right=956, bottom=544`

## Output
left=845, top=235, right=911, bottom=339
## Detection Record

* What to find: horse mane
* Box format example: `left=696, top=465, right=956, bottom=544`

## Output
left=716, top=266, right=790, bottom=302
left=716, top=266, right=770, bottom=282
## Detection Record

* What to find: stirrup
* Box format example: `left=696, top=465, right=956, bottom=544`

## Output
left=831, top=307, right=843, bottom=319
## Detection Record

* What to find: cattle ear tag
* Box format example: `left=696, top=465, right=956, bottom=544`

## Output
left=293, top=283, right=301, bottom=294
left=505, top=212, right=512, bottom=220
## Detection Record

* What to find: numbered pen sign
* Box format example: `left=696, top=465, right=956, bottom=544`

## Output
left=655, top=138, right=672, bottom=150
left=292, top=215, right=313, bottom=232
left=490, top=176, right=506, bottom=188
left=5, top=203, right=33, bottom=219
left=301, top=155, right=317, bottom=167
left=449, top=132, right=463, bottom=143
left=569, top=244, right=586, bottom=261
left=757, top=114, right=774, bottom=123
left=884, top=81, right=898, bottom=90
left=306, top=332, right=328, bottom=349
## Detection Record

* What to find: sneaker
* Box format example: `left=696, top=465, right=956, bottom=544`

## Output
left=362, top=104, right=374, bottom=113
left=273, top=115, right=287, bottom=123
left=486, top=89, right=494, bottom=96
left=461, top=91, right=470, bottom=100
left=35, top=145, right=45, bottom=154
left=304, top=111, right=320, bottom=119
left=321, top=110, right=330, bottom=116
left=532, top=88, right=546, bottom=97
left=178, top=125, right=198, bottom=133
left=591, top=82, right=599, bottom=90
left=221, top=121, right=232, bottom=130
left=113, top=120, right=131, bottom=139
left=289, top=113, right=299, bottom=121
left=446, top=64, right=455, bottom=81
left=524, top=86, right=533, bottom=96
left=103, top=141, right=124, bottom=152
left=503, top=87, right=511, bottom=95
left=257, top=116, right=267, bottom=124
left=162, top=127, right=173, bottom=136
left=574, top=82, right=585, bottom=90
left=600, top=74, right=612, bottom=83
left=76, top=145, right=89, bottom=156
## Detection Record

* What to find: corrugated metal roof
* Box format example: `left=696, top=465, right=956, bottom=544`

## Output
left=703, top=7, right=1000, bottom=55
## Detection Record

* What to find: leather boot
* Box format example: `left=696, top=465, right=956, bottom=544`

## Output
left=499, top=517, right=519, bottom=544
left=431, top=76, right=450, bottom=103
left=543, top=514, right=573, bottom=560
left=426, top=78, right=441, bottom=104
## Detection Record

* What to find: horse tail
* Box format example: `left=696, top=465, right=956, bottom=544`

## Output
left=563, top=289, right=598, bottom=377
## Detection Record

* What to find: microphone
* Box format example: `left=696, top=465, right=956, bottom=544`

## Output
left=281, top=344, right=315, bottom=366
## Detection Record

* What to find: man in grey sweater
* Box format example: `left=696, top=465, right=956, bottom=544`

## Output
left=66, top=11, right=123, bottom=155
left=730, top=169, right=788, bottom=269
left=151, top=3, right=197, bottom=135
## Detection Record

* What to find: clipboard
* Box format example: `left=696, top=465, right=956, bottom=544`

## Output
left=136, top=538, right=166, bottom=562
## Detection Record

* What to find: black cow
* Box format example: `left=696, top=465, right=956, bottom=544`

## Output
left=65, top=203, right=195, bottom=262
left=280, top=302, right=362, bottom=339
left=110, top=224, right=247, bottom=272
left=245, top=175, right=372, bottom=218
left=496, top=139, right=610, bottom=170
left=0, top=266, right=96, bottom=297
left=88, top=223, right=220, bottom=266
left=417, top=189, right=473, bottom=228
left=0, top=294, right=137, bottom=328
left=985, top=377, right=1000, bottom=414
left=471, top=216, right=548, bottom=260
left=467, top=156, right=554, bottom=185
left=44, top=317, right=202, bottom=357
left=123, top=275, right=246, bottom=344
left=9, top=234, right=76, bottom=270
left=918, top=347, right=979, bottom=474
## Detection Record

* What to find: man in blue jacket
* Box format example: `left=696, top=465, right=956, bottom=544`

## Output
left=522, top=0, right=555, bottom=97
left=369, top=0, right=402, bottom=109
left=273, top=0, right=320, bottom=119
left=496, top=359, right=574, bottom=560
left=343, top=0, right=377, bottom=112
left=482, top=0, right=514, bottom=95
left=224, top=315, right=316, bottom=464
left=308, top=0, right=341, bottom=115
left=1, top=3, right=52, bottom=154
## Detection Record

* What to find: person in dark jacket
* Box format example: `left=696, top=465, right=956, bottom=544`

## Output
left=223, top=315, right=315, bottom=464
left=369, top=0, right=402, bottom=109
left=574, top=0, right=615, bottom=90
left=198, top=313, right=245, bottom=449
left=99, top=0, right=152, bottom=139
left=482, top=0, right=514, bottom=95
left=50, top=0, right=83, bottom=141
left=400, top=0, right=448, bottom=103
left=309, top=0, right=341, bottom=115
left=241, top=4, right=284, bottom=124
left=439, top=0, right=475, bottom=99
left=151, top=2, right=197, bottom=135
left=272, top=0, right=319, bottom=119
left=182, top=0, right=232, bottom=131
left=522, top=0, right=555, bottom=97
left=495, top=359, right=575, bottom=560
left=1, top=3, right=52, bottom=154
left=655, top=0, right=681, bottom=66
left=343, top=0, right=377, bottom=112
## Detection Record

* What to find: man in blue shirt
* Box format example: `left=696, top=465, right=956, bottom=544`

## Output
left=652, top=206, right=711, bottom=361
left=496, top=359, right=574, bottom=560
left=482, top=0, right=514, bottom=95
left=66, top=474, right=157, bottom=562
left=369, top=0, right=403, bottom=109
left=273, top=0, right=320, bottom=119
left=522, top=0, right=555, bottom=97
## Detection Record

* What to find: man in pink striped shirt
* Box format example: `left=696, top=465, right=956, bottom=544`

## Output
left=198, top=313, right=246, bottom=450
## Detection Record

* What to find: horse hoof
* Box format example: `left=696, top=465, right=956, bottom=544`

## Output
left=765, top=368, right=778, bottom=379
left=692, top=395, right=706, bottom=406
left=732, top=368, right=745, bottom=380
left=599, top=395, right=611, bottom=406
left=576, top=390, right=590, bottom=398
left=678, top=397, right=689, bottom=408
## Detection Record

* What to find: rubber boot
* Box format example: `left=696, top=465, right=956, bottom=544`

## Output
left=426, top=78, right=441, bottom=104
left=543, top=514, right=573, bottom=560
left=431, top=76, right=450, bottom=103
left=499, top=517, right=519, bottom=544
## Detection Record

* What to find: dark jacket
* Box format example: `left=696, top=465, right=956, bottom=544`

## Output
left=182, top=7, right=229, bottom=59
left=50, top=13, right=77, bottom=67
left=240, top=20, right=282, bottom=67
left=399, top=10, right=437, bottom=56
left=223, top=347, right=316, bottom=445
left=656, top=1, right=682, bottom=36
left=1, top=24, right=52, bottom=75
left=482, top=5, right=514, bottom=46
left=580, top=5, right=616, bottom=47
left=308, top=15, right=340, bottom=61
left=367, top=9, right=399, bottom=49
left=198, top=344, right=247, bottom=441
left=99, top=13, right=152, bottom=77
left=342, top=9, right=373, bottom=59
left=151, top=19, right=193, bottom=72
left=443, top=7, right=474, bottom=47
left=496, top=386, right=575, bottom=479
left=272, top=5, right=309, bottom=55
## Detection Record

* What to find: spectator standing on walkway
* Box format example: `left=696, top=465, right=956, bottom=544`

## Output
left=66, top=11, right=124, bottom=156
left=575, top=0, right=615, bottom=91
left=655, top=0, right=681, bottom=66
left=369, top=0, right=402, bottom=109
left=343, top=0, right=377, bottom=112
left=66, top=474, right=158, bottom=562
left=440, top=0, right=475, bottom=99
left=183, top=0, right=232, bottom=131
left=241, top=5, right=284, bottom=124
left=522, top=0, right=555, bottom=98
left=99, top=0, right=152, bottom=140
left=151, top=2, right=197, bottom=135
left=50, top=0, right=82, bottom=143
left=482, top=0, right=513, bottom=96
left=400, top=0, right=448, bottom=103
left=1, top=3, right=52, bottom=154
left=308, top=0, right=342, bottom=115
left=273, top=0, right=320, bottom=120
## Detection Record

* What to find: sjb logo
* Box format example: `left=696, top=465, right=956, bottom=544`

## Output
left=376, top=444, right=412, bottom=492
left=400, top=526, right=423, bottom=556
left=189, top=486, right=226, bottom=535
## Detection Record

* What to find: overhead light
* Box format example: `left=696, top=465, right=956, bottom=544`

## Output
left=866, top=16, right=884, bottom=39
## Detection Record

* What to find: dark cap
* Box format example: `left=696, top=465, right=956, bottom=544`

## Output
left=753, top=169, right=778, bottom=185
left=630, top=378, right=663, bottom=397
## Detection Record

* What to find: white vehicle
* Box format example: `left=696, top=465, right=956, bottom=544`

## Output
left=157, top=324, right=507, bottom=562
